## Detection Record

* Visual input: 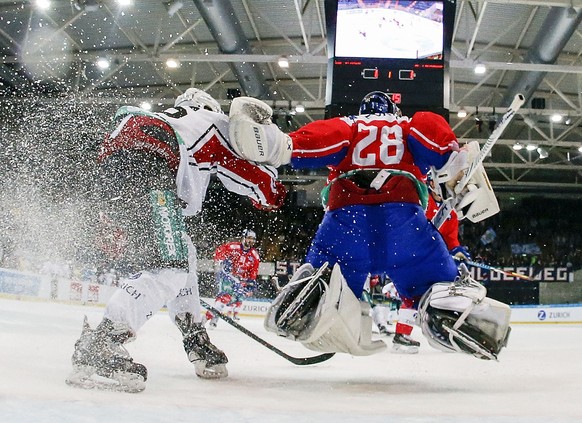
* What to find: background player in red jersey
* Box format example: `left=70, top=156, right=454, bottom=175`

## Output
left=206, top=229, right=261, bottom=327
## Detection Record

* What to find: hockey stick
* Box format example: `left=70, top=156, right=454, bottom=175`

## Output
left=199, top=298, right=335, bottom=366
left=432, top=93, right=526, bottom=228
left=454, top=93, right=526, bottom=195
left=459, top=259, right=534, bottom=281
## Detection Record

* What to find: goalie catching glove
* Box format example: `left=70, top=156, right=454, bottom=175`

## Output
left=228, top=97, right=292, bottom=168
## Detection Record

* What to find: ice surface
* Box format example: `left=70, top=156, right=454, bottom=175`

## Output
left=0, top=297, right=580, bottom=423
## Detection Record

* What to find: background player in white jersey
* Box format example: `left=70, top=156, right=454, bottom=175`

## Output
left=66, top=89, right=286, bottom=392
left=205, top=229, right=260, bottom=327
left=228, top=92, right=511, bottom=363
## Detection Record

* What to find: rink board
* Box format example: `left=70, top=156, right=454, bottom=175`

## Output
left=1, top=267, right=581, bottom=324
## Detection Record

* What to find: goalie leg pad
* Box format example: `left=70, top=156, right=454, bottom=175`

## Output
left=264, top=263, right=327, bottom=340
left=265, top=264, right=386, bottom=355
left=300, top=264, right=386, bottom=356
left=418, top=277, right=511, bottom=360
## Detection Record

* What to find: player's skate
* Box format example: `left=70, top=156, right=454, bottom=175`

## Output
left=392, top=333, right=420, bottom=354
left=377, top=323, right=393, bottom=336
left=206, top=315, right=219, bottom=329
left=175, top=312, right=228, bottom=379
left=65, top=316, right=147, bottom=393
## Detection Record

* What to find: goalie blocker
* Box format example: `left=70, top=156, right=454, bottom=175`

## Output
left=266, top=263, right=511, bottom=360
left=228, top=97, right=292, bottom=168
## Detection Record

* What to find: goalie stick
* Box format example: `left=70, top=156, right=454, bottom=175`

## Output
left=458, top=258, right=534, bottom=281
left=432, top=93, right=526, bottom=229
left=199, top=298, right=335, bottom=366
left=454, top=93, right=526, bottom=195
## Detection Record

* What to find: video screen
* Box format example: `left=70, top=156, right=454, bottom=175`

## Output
left=334, top=0, right=444, bottom=60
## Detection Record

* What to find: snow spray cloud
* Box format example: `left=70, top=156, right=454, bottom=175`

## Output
left=0, top=95, right=115, bottom=271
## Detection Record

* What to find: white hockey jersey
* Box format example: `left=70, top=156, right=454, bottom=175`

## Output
left=99, top=105, right=286, bottom=216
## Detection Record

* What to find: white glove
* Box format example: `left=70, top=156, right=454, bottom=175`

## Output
left=228, top=97, right=293, bottom=167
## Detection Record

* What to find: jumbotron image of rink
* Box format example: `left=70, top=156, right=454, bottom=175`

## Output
left=335, top=2, right=444, bottom=60
left=0, top=297, right=580, bottom=422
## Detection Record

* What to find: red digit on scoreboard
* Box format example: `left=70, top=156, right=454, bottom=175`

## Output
left=390, top=93, right=402, bottom=104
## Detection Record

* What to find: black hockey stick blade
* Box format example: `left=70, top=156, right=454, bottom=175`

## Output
left=200, top=299, right=335, bottom=366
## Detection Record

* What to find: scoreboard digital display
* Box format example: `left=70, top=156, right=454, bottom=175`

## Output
left=325, top=0, right=456, bottom=118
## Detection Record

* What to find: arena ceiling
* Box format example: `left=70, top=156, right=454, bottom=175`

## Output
left=1, top=0, right=582, bottom=196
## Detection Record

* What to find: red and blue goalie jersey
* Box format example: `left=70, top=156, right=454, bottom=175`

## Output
left=289, top=112, right=458, bottom=210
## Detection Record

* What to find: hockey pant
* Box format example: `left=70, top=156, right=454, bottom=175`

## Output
left=371, top=305, right=394, bottom=328
left=104, top=236, right=203, bottom=334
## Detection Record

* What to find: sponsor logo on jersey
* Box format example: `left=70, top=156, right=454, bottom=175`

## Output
left=150, top=190, right=187, bottom=261
left=120, top=282, right=142, bottom=300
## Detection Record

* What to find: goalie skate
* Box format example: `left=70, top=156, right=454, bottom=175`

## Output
left=65, top=316, right=147, bottom=393
left=391, top=333, right=420, bottom=354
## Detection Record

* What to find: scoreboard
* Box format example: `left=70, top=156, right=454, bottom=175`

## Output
left=324, top=0, right=456, bottom=119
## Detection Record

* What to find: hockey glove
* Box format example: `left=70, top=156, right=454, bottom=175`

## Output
left=450, top=245, right=472, bottom=261
left=251, top=181, right=287, bottom=211
left=228, top=97, right=292, bottom=167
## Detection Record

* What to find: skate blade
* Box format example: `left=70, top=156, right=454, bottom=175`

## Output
left=194, top=362, right=228, bottom=379
left=66, top=365, right=146, bottom=393
left=391, top=344, right=419, bottom=354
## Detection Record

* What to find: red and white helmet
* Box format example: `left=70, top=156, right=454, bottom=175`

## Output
left=174, top=88, right=223, bottom=114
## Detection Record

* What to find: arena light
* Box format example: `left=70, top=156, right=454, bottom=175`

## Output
left=537, top=147, right=548, bottom=159
left=457, top=108, right=468, bottom=118
left=474, top=62, right=486, bottom=75
left=550, top=114, right=562, bottom=123
left=295, top=104, right=305, bottom=113
left=166, top=58, right=180, bottom=69
left=278, top=56, right=289, bottom=68
left=512, top=143, right=524, bottom=151
left=96, top=58, right=110, bottom=70
left=36, top=0, right=51, bottom=9
left=526, top=144, right=537, bottom=151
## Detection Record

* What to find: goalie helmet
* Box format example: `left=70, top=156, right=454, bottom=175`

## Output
left=359, top=91, right=401, bottom=117
left=417, top=274, right=511, bottom=360
left=174, top=88, right=223, bottom=114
